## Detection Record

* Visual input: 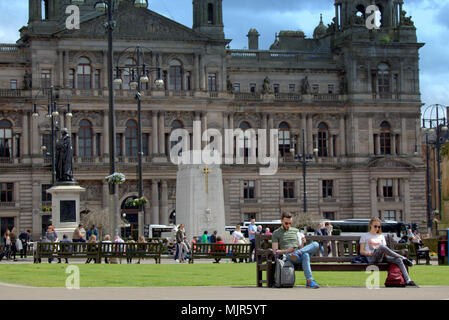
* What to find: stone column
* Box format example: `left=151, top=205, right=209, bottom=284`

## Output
left=152, top=111, right=159, bottom=155
left=102, top=182, right=109, bottom=212
left=201, top=111, right=207, bottom=149
left=391, top=134, right=396, bottom=155
left=307, top=115, right=313, bottom=154
left=194, top=53, right=200, bottom=91
left=31, top=114, right=40, bottom=156
left=401, top=118, right=407, bottom=155
left=368, top=118, right=374, bottom=155
left=393, top=178, right=399, bottom=201
left=378, top=179, right=383, bottom=202
left=403, top=178, right=410, bottom=222
left=339, top=115, right=345, bottom=156
left=102, top=50, right=108, bottom=88
left=63, top=50, right=69, bottom=88
left=199, top=54, right=206, bottom=91
left=102, top=112, right=109, bottom=157
left=329, top=135, right=334, bottom=157
left=22, top=112, right=29, bottom=156
left=151, top=179, right=159, bottom=225
left=370, top=178, right=378, bottom=218
left=159, top=111, right=166, bottom=156
left=353, top=115, right=359, bottom=155
left=58, top=50, right=64, bottom=88
left=160, top=180, right=168, bottom=225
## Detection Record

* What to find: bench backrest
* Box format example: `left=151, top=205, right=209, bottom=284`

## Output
left=191, top=243, right=251, bottom=256
left=256, top=233, right=393, bottom=263
left=36, top=242, right=164, bottom=257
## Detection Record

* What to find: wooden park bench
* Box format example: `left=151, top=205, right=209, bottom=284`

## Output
left=189, top=243, right=251, bottom=264
left=256, top=234, right=398, bottom=287
left=35, top=241, right=165, bottom=264
left=407, top=242, right=430, bottom=265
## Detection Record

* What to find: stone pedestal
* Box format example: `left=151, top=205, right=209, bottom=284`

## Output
left=176, top=163, right=226, bottom=241
left=47, top=183, right=85, bottom=240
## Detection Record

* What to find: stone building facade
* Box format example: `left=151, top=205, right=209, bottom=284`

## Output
left=0, top=0, right=426, bottom=239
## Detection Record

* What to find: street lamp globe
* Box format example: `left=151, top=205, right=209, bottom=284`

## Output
left=140, top=75, right=149, bottom=83
left=130, top=81, right=138, bottom=90
left=113, top=77, right=123, bottom=85
left=442, top=125, right=449, bottom=132
left=154, top=78, right=164, bottom=89
left=134, top=0, right=148, bottom=8
left=313, top=148, right=319, bottom=154
left=95, top=1, right=107, bottom=12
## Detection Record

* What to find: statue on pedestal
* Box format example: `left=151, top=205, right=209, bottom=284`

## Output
left=301, top=76, right=310, bottom=94
left=262, top=76, right=272, bottom=94
left=56, top=128, right=74, bottom=183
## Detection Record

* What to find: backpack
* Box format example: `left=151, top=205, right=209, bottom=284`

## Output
left=274, top=257, right=295, bottom=288
left=384, top=264, right=406, bottom=287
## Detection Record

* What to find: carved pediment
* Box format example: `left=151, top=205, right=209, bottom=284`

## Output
left=57, top=6, right=210, bottom=42
left=368, top=158, right=414, bottom=169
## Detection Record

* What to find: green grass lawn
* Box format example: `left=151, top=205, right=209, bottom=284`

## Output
left=0, top=264, right=448, bottom=288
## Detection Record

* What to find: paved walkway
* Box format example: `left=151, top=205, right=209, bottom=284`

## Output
left=0, top=282, right=448, bottom=300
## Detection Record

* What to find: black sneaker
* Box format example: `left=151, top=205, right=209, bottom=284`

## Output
left=403, top=259, right=413, bottom=267
left=406, top=281, right=419, bottom=288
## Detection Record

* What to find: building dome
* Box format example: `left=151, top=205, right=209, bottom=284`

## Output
left=313, top=14, right=327, bottom=39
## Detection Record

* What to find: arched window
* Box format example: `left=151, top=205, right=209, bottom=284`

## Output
left=0, top=120, right=12, bottom=158
left=125, top=120, right=138, bottom=156
left=208, top=3, right=214, bottom=24
left=380, top=121, right=391, bottom=155
left=377, top=63, right=390, bottom=98
left=77, top=57, right=92, bottom=89
left=169, top=59, right=183, bottom=91
left=78, top=119, right=93, bottom=157
left=317, top=122, right=329, bottom=157
left=278, top=122, right=291, bottom=159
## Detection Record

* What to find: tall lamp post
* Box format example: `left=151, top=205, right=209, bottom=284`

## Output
left=422, top=104, right=449, bottom=232
left=113, top=45, right=164, bottom=236
left=290, top=128, right=318, bottom=213
left=32, top=86, right=72, bottom=185
left=70, top=0, right=150, bottom=237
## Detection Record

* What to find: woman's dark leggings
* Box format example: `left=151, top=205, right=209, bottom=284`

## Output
left=368, top=245, right=411, bottom=283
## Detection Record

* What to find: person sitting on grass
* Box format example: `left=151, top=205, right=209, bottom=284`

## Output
left=360, top=217, right=418, bottom=287
left=272, top=212, right=321, bottom=289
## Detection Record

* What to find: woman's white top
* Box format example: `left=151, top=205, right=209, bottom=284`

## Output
left=360, top=232, right=386, bottom=254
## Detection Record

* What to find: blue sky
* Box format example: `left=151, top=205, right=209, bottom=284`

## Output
left=0, top=0, right=448, bottom=106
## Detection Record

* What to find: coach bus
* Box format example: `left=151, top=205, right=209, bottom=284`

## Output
left=327, top=219, right=410, bottom=241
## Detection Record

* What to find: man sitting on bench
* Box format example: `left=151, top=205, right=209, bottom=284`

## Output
left=272, top=212, right=321, bottom=289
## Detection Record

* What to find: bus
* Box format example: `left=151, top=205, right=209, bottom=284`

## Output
left=226, top=220, right=282, bottom=238
left=144, top=224, right=175, bottom=240
left=327, top=219, right=410, bottom=242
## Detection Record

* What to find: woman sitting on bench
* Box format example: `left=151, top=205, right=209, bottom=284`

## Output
left=360, top=217, right=418, bottom=287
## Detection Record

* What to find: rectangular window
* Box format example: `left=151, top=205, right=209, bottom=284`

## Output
left=383, top=210, right=396, bottom=220
left=208, top=73, right=217, bottom=91
left=42, top=134, right=51, bottom=157
left=96, top=133, right=101, bottom=156
left=68, top=69, right=75, bottom=89
left=0, top=183, right=14, bottom=202
left=283, top=181, right=295, bottom=199
left=94, top=69, right=101, bottom=89
left=41, top=184, right=52, bottom=202
left=250, top=83, right=256, bottom=93
left=10, top=80, right=17, bottom=90
left=382, top=179, right=393, bottom=198
left=289, top=84, right=295, bottom=92
left=312, top=84, right=319, bottom=94
left=328, top=84, right=334, bottom=94
left=322, top=180, right=334, bottom=198
left=170, top=66, right=183, bottom=91
left=71, top=133, right=77, bottom=156
left=273, top=84, right=280, bottom=94
left=41, top=70, right=51, bottom=89
left=243, top=180, right=255, bottom=199
left=323, top=212, right=335, bottom=220
left=234, top=83, right=240, bottom=93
